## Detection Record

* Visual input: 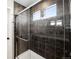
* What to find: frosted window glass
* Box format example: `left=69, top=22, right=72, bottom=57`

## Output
left=44, top=4, right=56, bottom=18
left=33, top=10, right=41, bottom=21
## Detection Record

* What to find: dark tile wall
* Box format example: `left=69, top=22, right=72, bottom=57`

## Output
left=30, top=34, right=56, bottom=59
left=30, top=0, right=71, bottom=59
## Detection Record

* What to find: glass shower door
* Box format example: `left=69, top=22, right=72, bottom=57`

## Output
left=15, top=0, right=71, bottom=59
left=30, top=0, right=71, bottom=59
left=15, top=9, right=31, bottom=59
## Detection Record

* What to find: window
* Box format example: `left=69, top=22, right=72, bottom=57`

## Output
left=33, top=10, right=41, bottom=21
left=32, top=4, right=57, bottom=20
left=43, top=4, right=57, bottom=18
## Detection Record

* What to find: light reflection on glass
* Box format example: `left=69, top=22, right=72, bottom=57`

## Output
left=56, top=20, right=62, bottom=26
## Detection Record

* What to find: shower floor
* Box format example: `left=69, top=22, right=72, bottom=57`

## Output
left=16, top=50, right=45, bottom=59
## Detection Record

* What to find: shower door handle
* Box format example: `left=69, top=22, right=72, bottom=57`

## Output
left=7, top=37, right=10, bottom=40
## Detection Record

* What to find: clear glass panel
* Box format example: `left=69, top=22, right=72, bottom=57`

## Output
left=15, top=10, right=31, bottom=59
left=15, top=0, right=71, bottom=59
left=31, top=1, right=57, bottom=59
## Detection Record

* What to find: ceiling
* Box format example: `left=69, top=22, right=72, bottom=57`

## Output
left=15, top=0, right=41, bottom=7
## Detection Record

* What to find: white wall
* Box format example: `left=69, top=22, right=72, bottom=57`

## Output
left=7, top=0, right=14, bottom=59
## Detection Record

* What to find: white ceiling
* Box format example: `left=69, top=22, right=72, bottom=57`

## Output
left=15, top=0, right=41, bottom=7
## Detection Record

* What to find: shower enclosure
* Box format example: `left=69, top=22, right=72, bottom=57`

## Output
left=14, top=0, right=71, bottom=59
